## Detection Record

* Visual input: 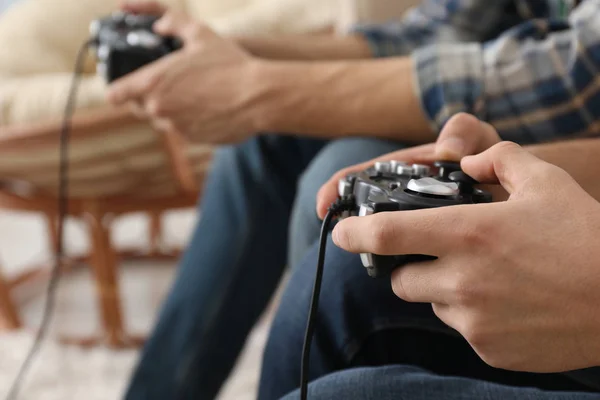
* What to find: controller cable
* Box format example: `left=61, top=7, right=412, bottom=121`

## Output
left=4, top=39, right=94, bottom=400
left=300, top=196, right=355, bottom=400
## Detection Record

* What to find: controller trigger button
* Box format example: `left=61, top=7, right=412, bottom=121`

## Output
left=338, top=179, right=354, bottom=197
left=396, top=165, right=414, bottom=176
left=411, top=164, right=431, bottom=176
left=374, top=161, right=391, bottom=173
left=358, top=205, right=374, bottom=217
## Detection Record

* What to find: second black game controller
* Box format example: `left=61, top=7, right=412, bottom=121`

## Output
left=338, top=161, right=492, bottom=278
left=89, top=11, right=183, bottom=83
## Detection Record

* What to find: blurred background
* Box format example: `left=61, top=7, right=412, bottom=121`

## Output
left=0, top=0, right=418, bottom=398
left=0, top=1, right=13, bottom=13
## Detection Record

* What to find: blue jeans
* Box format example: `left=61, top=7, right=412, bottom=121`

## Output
left=280, top=366, right=600, bottom=400
left=125, top=135, right=403, bottom=400
left=258, top=239, right=600, bottom=400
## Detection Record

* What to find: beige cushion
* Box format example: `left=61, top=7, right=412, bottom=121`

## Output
left=0, top=117, right=214, bottom=197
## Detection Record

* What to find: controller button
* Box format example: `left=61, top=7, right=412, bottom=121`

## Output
left=412, top=164, right=431, bottom=176
left=396, top=165, right=414, bottom=175
left=390, top=160, right=408, bottom=171
left=359, top=205, right=375, bottom=267
left=89, top=20, right=101, bottom=37
left=127, top=30, right=162, bottom=48
left=434, top=161, right=461, bottom=169
left=360, top=253, right=375, bottom=268
left=358, top=204, right=374, bottom=217
left=125, top=13, right=147, bottom=26
left=338, top=179, right=354, bottom=197
left=448, top=171, right=478, bottom=185
left=407, top=177, right=459, bottom=196
left=472, top=188, right=492, bottom=203
left=434, top=161, right=462, bottom=179
left=97, top=44, right=110, bottom=61
left=374, top=161, right=391, bottom=173
left=448, top=171, right=479, bottom=195
left=111, top=11, right=127, bottom=24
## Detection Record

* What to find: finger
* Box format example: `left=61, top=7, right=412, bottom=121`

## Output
left=120, top=0, right=167, bottom=15
left=332, top=205, right=486, bottom=256
left=106, top=54, right=176, bottom=105
left=435, top=113, right=501, bottom=161
left=154, top=11, right=217, bottom=43
left=127, top=101, right=148, bottom=119
left=431, top=303, right=462, bottom=333
left=148, top=117, right=177, bottom=134
left=316, top=143, right=437, bottom=219
left=390, top=260, right=452, bottom=304
left=461, top=141, right=558, bottom=195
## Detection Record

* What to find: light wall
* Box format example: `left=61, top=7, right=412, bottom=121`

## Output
left=0, top=0, right=19, bottom=13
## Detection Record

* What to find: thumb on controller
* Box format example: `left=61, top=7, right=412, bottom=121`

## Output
left=461, top=141, right=565, bottom=196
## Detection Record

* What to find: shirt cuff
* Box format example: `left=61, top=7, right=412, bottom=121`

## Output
left=412, top=42, right=486, bottom=133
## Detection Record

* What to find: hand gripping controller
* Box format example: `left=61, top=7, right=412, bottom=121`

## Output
left=89, top=11, right=183, bottom=82
left=338, top=161, right=492, bottom=278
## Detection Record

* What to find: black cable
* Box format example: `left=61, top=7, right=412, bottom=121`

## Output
left=4, top=39, right=93, bottom=400
left=300, top=197, right=355, bottom=400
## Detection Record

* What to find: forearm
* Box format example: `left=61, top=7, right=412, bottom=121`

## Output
left=235, top=34, right=372, bottom=61
left=526, top=139, right=600, bottom=201
left=252, top=57, right=435, bottom=143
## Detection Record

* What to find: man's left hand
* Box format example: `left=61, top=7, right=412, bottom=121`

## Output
left=107, top=8, right=264, bottom=144
left=333, top=140, right=600, bottom=373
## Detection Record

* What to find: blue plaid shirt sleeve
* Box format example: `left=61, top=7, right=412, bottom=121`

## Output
left=414, top=0, right=600, bottom=143
left=350, top=0, right=513, bottom=58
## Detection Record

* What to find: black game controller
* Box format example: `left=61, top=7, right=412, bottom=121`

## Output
left=89, top=11, right=183, bottom=82
left=338, top=161, right=492, bottom=278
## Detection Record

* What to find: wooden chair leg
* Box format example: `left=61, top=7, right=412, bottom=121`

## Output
left=149, top=212, right=162, bottom=255
left=46, top=213, right=59, bottom=254
left=0, top=273, right=21, bottom=330
left=84, top=204, right=125, bottom=347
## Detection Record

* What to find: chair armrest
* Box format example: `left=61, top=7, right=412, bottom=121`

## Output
left=0, top=106, right=139, bottom=148
left=0, top=106, right=200, bottom=194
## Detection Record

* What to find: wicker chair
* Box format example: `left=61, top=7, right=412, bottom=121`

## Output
left=0, top=106, right=213, bottom=347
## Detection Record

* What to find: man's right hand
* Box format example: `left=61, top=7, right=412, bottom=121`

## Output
left=316, top=113, right=503, bottom=219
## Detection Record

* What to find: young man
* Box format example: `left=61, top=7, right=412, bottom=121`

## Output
left=109, top=1, right=600, bottom=398
left=258, top=114, right=600, bottom=399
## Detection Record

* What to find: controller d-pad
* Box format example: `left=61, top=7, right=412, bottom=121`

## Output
left=407, top=177, right=459, bottom=196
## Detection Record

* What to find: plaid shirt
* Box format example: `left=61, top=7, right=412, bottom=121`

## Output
left=351, top=0, right=600, bottom=144
left=355, top=3, right=600, bottom=390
